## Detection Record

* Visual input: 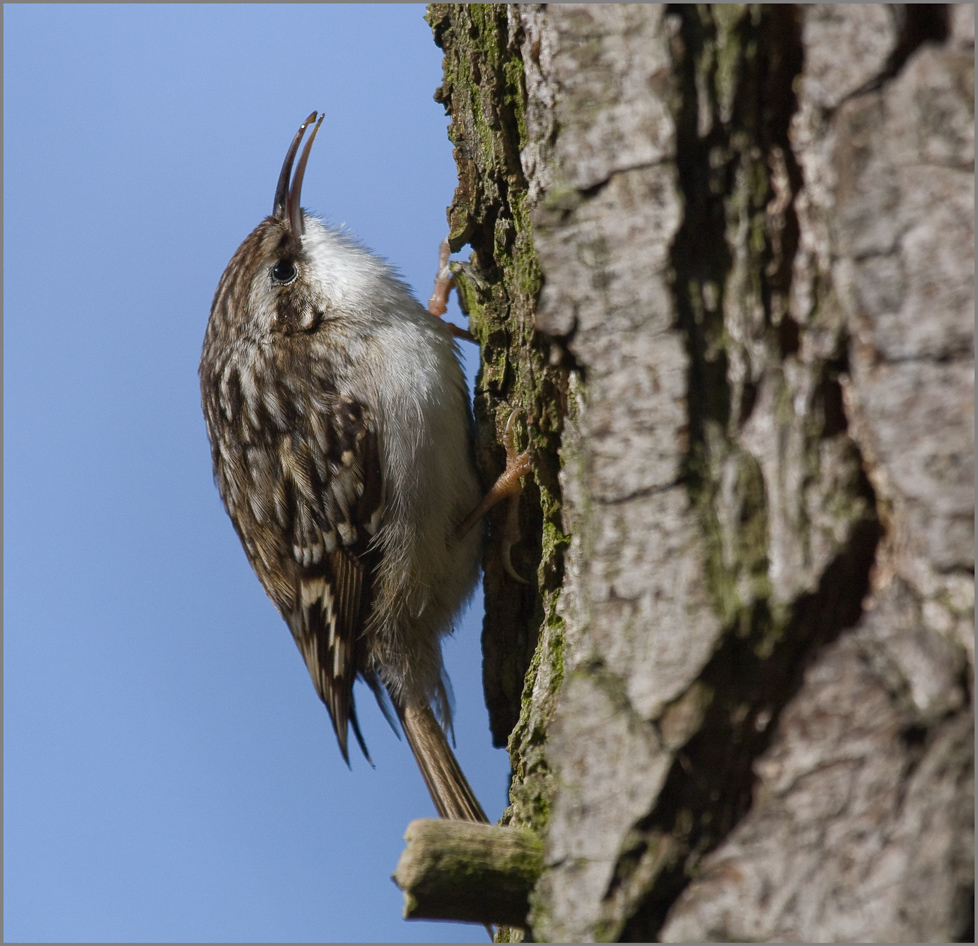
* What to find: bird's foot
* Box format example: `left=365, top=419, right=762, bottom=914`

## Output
left=428, top=238, right=476, bottom=343
left=456, top=409, right=532, bottom=584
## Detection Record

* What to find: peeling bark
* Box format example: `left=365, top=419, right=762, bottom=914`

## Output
left=428, top=4, right=974, bottom=942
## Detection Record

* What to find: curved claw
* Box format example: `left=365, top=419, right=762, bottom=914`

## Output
left=428, top=238, right=477, bottom=343
left=501, top=490, right=529, bottom=585
left=456, top=409, right=533, bottom=583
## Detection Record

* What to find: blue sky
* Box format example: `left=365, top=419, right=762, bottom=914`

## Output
left=4, top=5, right=509, bottom=942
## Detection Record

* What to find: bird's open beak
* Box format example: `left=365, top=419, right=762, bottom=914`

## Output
left=272, top=111, right=324, bottom=235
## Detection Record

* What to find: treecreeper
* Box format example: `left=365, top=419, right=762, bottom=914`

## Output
left=200, top=112, right=529, bottom=823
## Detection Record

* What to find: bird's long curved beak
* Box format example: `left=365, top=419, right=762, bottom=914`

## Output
left=272, top=111, right=324, bottom=235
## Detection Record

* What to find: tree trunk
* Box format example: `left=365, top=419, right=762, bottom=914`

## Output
left=427, top=4, right=974, bottom=941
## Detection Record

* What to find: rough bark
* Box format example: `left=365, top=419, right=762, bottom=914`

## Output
left=428, top=4, right=974, bottom=942
left=394, top=820, right=543, bottom=926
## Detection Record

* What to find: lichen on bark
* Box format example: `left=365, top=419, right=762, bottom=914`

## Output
left=426, top=3, right=568, bottom=843
left=427, top=3, right=973, bottom=942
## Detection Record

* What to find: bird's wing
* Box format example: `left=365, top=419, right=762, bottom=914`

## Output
left=231, top=393, right=385, bottom=763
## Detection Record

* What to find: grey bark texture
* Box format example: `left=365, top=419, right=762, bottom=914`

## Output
left=427, top=4, right=973, bottom=942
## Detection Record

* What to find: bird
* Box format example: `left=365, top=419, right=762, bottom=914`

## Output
left=199, top=111, right=497, bottom=822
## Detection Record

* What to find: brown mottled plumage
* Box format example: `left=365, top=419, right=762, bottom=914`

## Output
left=200, top=112, right=486, bottom=822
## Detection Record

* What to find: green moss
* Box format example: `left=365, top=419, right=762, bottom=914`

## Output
left=427, top=5, right=567, bottom=849
left=503, top=598, right=565, bottom=833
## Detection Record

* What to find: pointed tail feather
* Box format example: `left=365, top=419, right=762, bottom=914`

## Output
left=398, top=702, right=488, bottom=823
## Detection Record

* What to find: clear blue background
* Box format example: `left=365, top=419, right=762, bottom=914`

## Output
left=4, top=5, right=509, bottom=942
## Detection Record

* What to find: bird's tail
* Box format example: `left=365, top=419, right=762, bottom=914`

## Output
left=398, top=702, right=488, bottom=823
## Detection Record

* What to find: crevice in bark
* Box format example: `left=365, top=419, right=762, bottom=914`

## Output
left=890, top=5, right=949, bottom=70
left=616, top=515, right=881, bottom=941
left=833, top=4, right=950, bottom=105
left=958, top=893, right=975, bottom=943
left=427, top=9, right=569, bottom=832
left=604, top=6, right=883, bottom=938
left=757, top=7, right=804, bottom=338
left=431, top=4, right=972, bottom=940
left=429, top=5, right=542, bottom=749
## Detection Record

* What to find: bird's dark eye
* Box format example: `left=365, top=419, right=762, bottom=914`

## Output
left=271, top=260, right=297, bottom=285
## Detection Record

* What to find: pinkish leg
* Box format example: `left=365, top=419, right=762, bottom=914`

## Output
left=428, top=239, right=476, bottom=342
